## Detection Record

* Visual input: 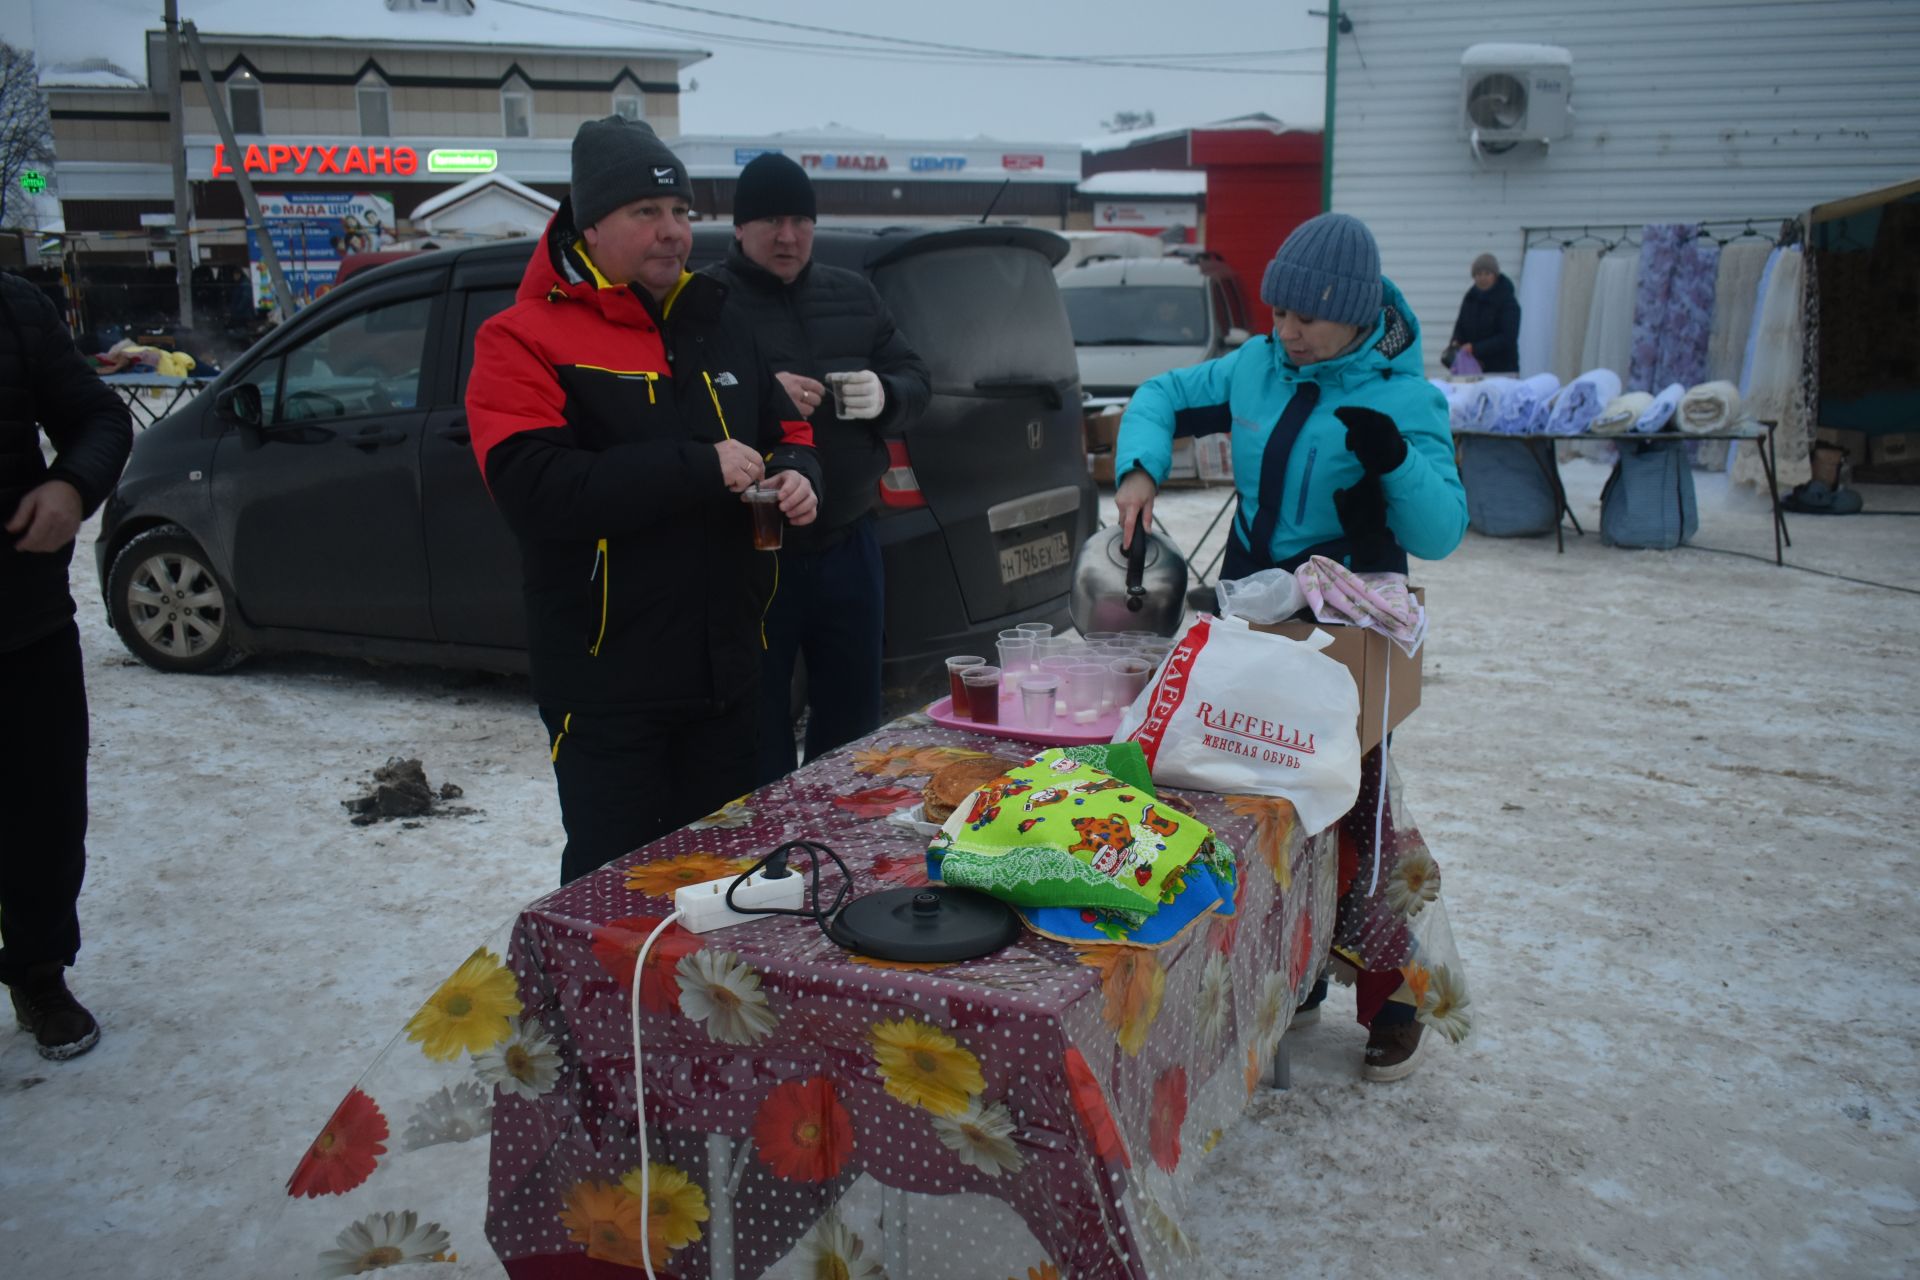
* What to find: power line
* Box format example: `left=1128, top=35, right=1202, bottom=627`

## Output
left=615, top=0, right=1322, bottom=66
left=486, top=0, right=1320, bottom=75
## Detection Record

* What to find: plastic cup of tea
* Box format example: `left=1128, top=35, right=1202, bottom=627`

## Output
left=1019, top=674, right=1060, bottom=730
left=1066, top=662, right=1108, bottom=719
left=824, top=371, right=857, bottom=420
left=961, top=665, right=1003, bottom=724
left=744, top=485, right=783, bottom=551
left=945, top=655, right=985, bottom=717
left=1109, top=656, right=1154, bottom=709
left=1015, top=622, right=1054, bottom=639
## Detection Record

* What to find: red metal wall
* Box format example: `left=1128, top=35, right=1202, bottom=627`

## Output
left=1190, top=129, right=1323, bottom=332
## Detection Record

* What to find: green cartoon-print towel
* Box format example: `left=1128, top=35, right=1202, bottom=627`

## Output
left=931, top=744, right=1217, bottom=916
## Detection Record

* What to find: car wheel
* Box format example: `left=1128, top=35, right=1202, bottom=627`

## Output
left=107, top=525, right=242, bottom=673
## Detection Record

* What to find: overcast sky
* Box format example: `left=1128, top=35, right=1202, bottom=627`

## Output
left=615, top=0, right=1330, bottom=143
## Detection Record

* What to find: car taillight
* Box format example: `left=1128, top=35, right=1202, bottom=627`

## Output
left=877, top=439, right=927, bottom=509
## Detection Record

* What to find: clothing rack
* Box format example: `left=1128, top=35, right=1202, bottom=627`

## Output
left=1521, top=217, right=1790, bottom=253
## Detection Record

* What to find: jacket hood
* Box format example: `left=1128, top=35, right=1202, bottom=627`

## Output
left=1277, top=275, right=1425, bottom=387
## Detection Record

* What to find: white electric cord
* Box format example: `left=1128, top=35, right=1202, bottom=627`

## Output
left=631, top=909, right=684, bottom=1280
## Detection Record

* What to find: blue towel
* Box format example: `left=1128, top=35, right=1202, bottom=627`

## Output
left=1490, top=373, right=1562, bottom=435
left=1634, top=382, right=1686, bottom=433
left=1545, top=369, right=1624, bottom=436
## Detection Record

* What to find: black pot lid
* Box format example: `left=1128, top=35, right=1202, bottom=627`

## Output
left=825, top=885, right=1022, bottom=963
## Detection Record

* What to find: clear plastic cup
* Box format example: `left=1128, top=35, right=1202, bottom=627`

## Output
left=1082, top=631, right=1123, bottom=644
left=996, top=636, right=1035, bottom=687
left=824, top=370, right=857, bottom=420
left=1037, top=655, right=1077, bottom=716
left=1015, top=622, right=1054, bottom=639
left=998, top=628, right=1029, bottom=643
left=1066, top=662, right=1108, bottom=722
left=1109, top=656, right=1154, bottom=709
left=1019, top=674, right=1060, bottom=729
left=945, top=655, right=985, bottom=717
left=960, top=665, right=1003, bottom=724
left=744, top=485, right=783, bottom=551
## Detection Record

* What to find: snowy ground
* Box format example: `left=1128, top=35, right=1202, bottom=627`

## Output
left=3, top=458, right=1918, bottom=1278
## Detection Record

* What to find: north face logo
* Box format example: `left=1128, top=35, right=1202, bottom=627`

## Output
left=712, top=371, right=739, bottom=387
left=652, top=166, right=677, bottom=184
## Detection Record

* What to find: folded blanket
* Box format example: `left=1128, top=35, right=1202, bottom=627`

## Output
left=1677, top=380, right=1741, bottom=433
left=1459, top=377, right=1518, bottom=431
left=1490, top=373, right=1562, bottom=435
left=1635, top=382, right=1686, bottom=433
left=1590, top=391, right=1654, bottom=436
left=1545, top=369, right=1624, bottom=436
left=1429, top=378, right=1477, bottom=430
left=930, top=744, right=1218, bottom=923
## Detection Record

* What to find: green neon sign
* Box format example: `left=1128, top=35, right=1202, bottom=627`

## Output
left=19, top=170, right=47, bottom=194
left=427, top=149, right=499, bottom=175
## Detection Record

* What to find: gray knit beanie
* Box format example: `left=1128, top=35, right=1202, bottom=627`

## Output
left=1259, top=212, right=1383, bottom=329
left=570, top=116, right=693, bottom=230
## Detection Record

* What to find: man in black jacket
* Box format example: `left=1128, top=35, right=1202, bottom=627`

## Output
left=467, top=120, right=821, bottom=883
left=1443, top=252, right=1521, bottom=374
left=0, top=272, right=132, bottom=1059
left=704, top=154, right=932, bottom=783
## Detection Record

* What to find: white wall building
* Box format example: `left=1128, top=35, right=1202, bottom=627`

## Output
left=1326, top=0, right=1920, bottom=370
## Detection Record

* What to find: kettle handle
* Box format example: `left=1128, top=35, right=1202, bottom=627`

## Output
left=1124, top=526, right=1148, bottom=611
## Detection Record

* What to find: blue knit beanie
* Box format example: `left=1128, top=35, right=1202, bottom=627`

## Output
left=1259, top=212, right=1383, bottom=329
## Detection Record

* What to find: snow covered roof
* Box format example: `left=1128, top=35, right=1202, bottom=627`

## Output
left=14, top=0, right=709, bottom=90
left=1078, top=170, right=1208, bottom=198
left=409, top=172, right=557, bottom=219
left=1080, top=112, right=1304, bottom=155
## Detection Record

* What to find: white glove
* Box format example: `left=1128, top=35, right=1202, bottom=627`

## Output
left=834, top=369, right=885, bottom=420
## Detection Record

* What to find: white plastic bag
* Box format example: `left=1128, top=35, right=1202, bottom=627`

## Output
left=1214, top=569, right=1305, bottom=625
left=1113, top=614, right=1361, bottom=832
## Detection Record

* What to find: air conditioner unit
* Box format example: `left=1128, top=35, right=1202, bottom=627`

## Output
left=1460, top=44, right=1573, bottom=145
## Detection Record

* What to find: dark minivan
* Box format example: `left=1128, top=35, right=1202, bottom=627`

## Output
left=93, top=223, right=1095, bottom=697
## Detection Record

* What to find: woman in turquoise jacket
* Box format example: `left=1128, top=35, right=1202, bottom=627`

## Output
left=1114, top=212, right=1466, bottom=576
left=1116, top=213, right=1473, bottom=1083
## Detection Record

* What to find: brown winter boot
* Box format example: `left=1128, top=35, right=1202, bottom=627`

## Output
left=9, top=963, right=101, bottom=1061
left=1361, top=1019, right=1425, bottom=1083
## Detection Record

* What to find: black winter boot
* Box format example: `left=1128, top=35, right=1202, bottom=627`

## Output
left=9, top=963, right=100, bottom=1061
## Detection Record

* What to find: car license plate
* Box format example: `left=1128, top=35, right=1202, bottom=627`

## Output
left=999, top=531, right=1071, bottom=584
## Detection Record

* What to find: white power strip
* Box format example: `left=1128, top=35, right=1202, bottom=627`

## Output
left=673, top=869, right=806, bottom=932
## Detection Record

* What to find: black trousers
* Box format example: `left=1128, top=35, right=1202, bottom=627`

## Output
left=754, top=516, right=885, bottom=785
left=541, top=695, right=758, bottom=885
left=0, top=622, right=90, bottom=984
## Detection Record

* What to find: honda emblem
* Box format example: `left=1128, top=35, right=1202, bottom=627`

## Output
left=1026, top=420, right=1043, bottom=450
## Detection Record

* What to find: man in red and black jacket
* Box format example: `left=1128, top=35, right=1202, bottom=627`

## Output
left=466, top=117, right=821, bottom=883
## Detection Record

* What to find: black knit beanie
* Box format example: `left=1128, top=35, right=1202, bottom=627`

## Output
left=732, top=153, right=816, bottom=226
left=570, top=116, right=692, bottom=230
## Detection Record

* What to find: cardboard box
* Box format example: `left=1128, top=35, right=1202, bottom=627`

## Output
left=1083, top=405, right=1123, bottom=453
left=1814, top=427, right=1870, bottom=468
left=1869, top=431, right=1920, bottom=466
left=1247, top=588, right=1424, bottom=755
left=1090, top=450, right=1115, bottom=485
left=1193, top=433, right=1234, bottom=483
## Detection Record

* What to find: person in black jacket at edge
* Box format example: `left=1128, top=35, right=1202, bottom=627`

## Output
left=465, top=120, right=822, bottom=884
left=1442, top=252, right=1521, bottom=374
left=0, top=272, right=132, bottom=1059
left=703, top=154, right=932, bottom=784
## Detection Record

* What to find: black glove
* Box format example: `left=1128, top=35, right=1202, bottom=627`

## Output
left=1334, top=405, right=1408, bottom=475
left=1440, top=343, right=1459, bottom=370
left=1332, top=476, right=1398, bottom=571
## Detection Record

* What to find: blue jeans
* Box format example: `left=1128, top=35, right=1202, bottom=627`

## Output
left=755, top=516, right=884, bottom=784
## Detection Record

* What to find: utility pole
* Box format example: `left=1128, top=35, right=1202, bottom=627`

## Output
left=1314, top=2, right=1344, bottom=211
left=163, top=0, right=193, bottom=330
left=181, top=20, right=294, bottom=318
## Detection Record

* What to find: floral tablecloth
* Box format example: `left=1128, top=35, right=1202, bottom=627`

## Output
left=275, top=715, right=1343, bottom=1279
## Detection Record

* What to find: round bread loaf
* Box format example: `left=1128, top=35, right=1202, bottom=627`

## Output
left=922, top=755, right=1022, bottom=823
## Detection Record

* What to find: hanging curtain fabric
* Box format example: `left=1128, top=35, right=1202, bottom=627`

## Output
left=1580, top=252, right=1638, bottom=384
left=1706, top=241, right=1772, bottom=385
left=1628, top=223, right=1720, bottom=392
left=1734, top=245, right=1809, bottom=490
left=1550, top=246, right=1603, bottom=383
left=1514, top=246, right=1563, bottom=376
left=1738, top=246, right=1784, bottom=399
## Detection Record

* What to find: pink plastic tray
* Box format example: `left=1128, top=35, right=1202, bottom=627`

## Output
left=925, top=691, right=1123, bottom=746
